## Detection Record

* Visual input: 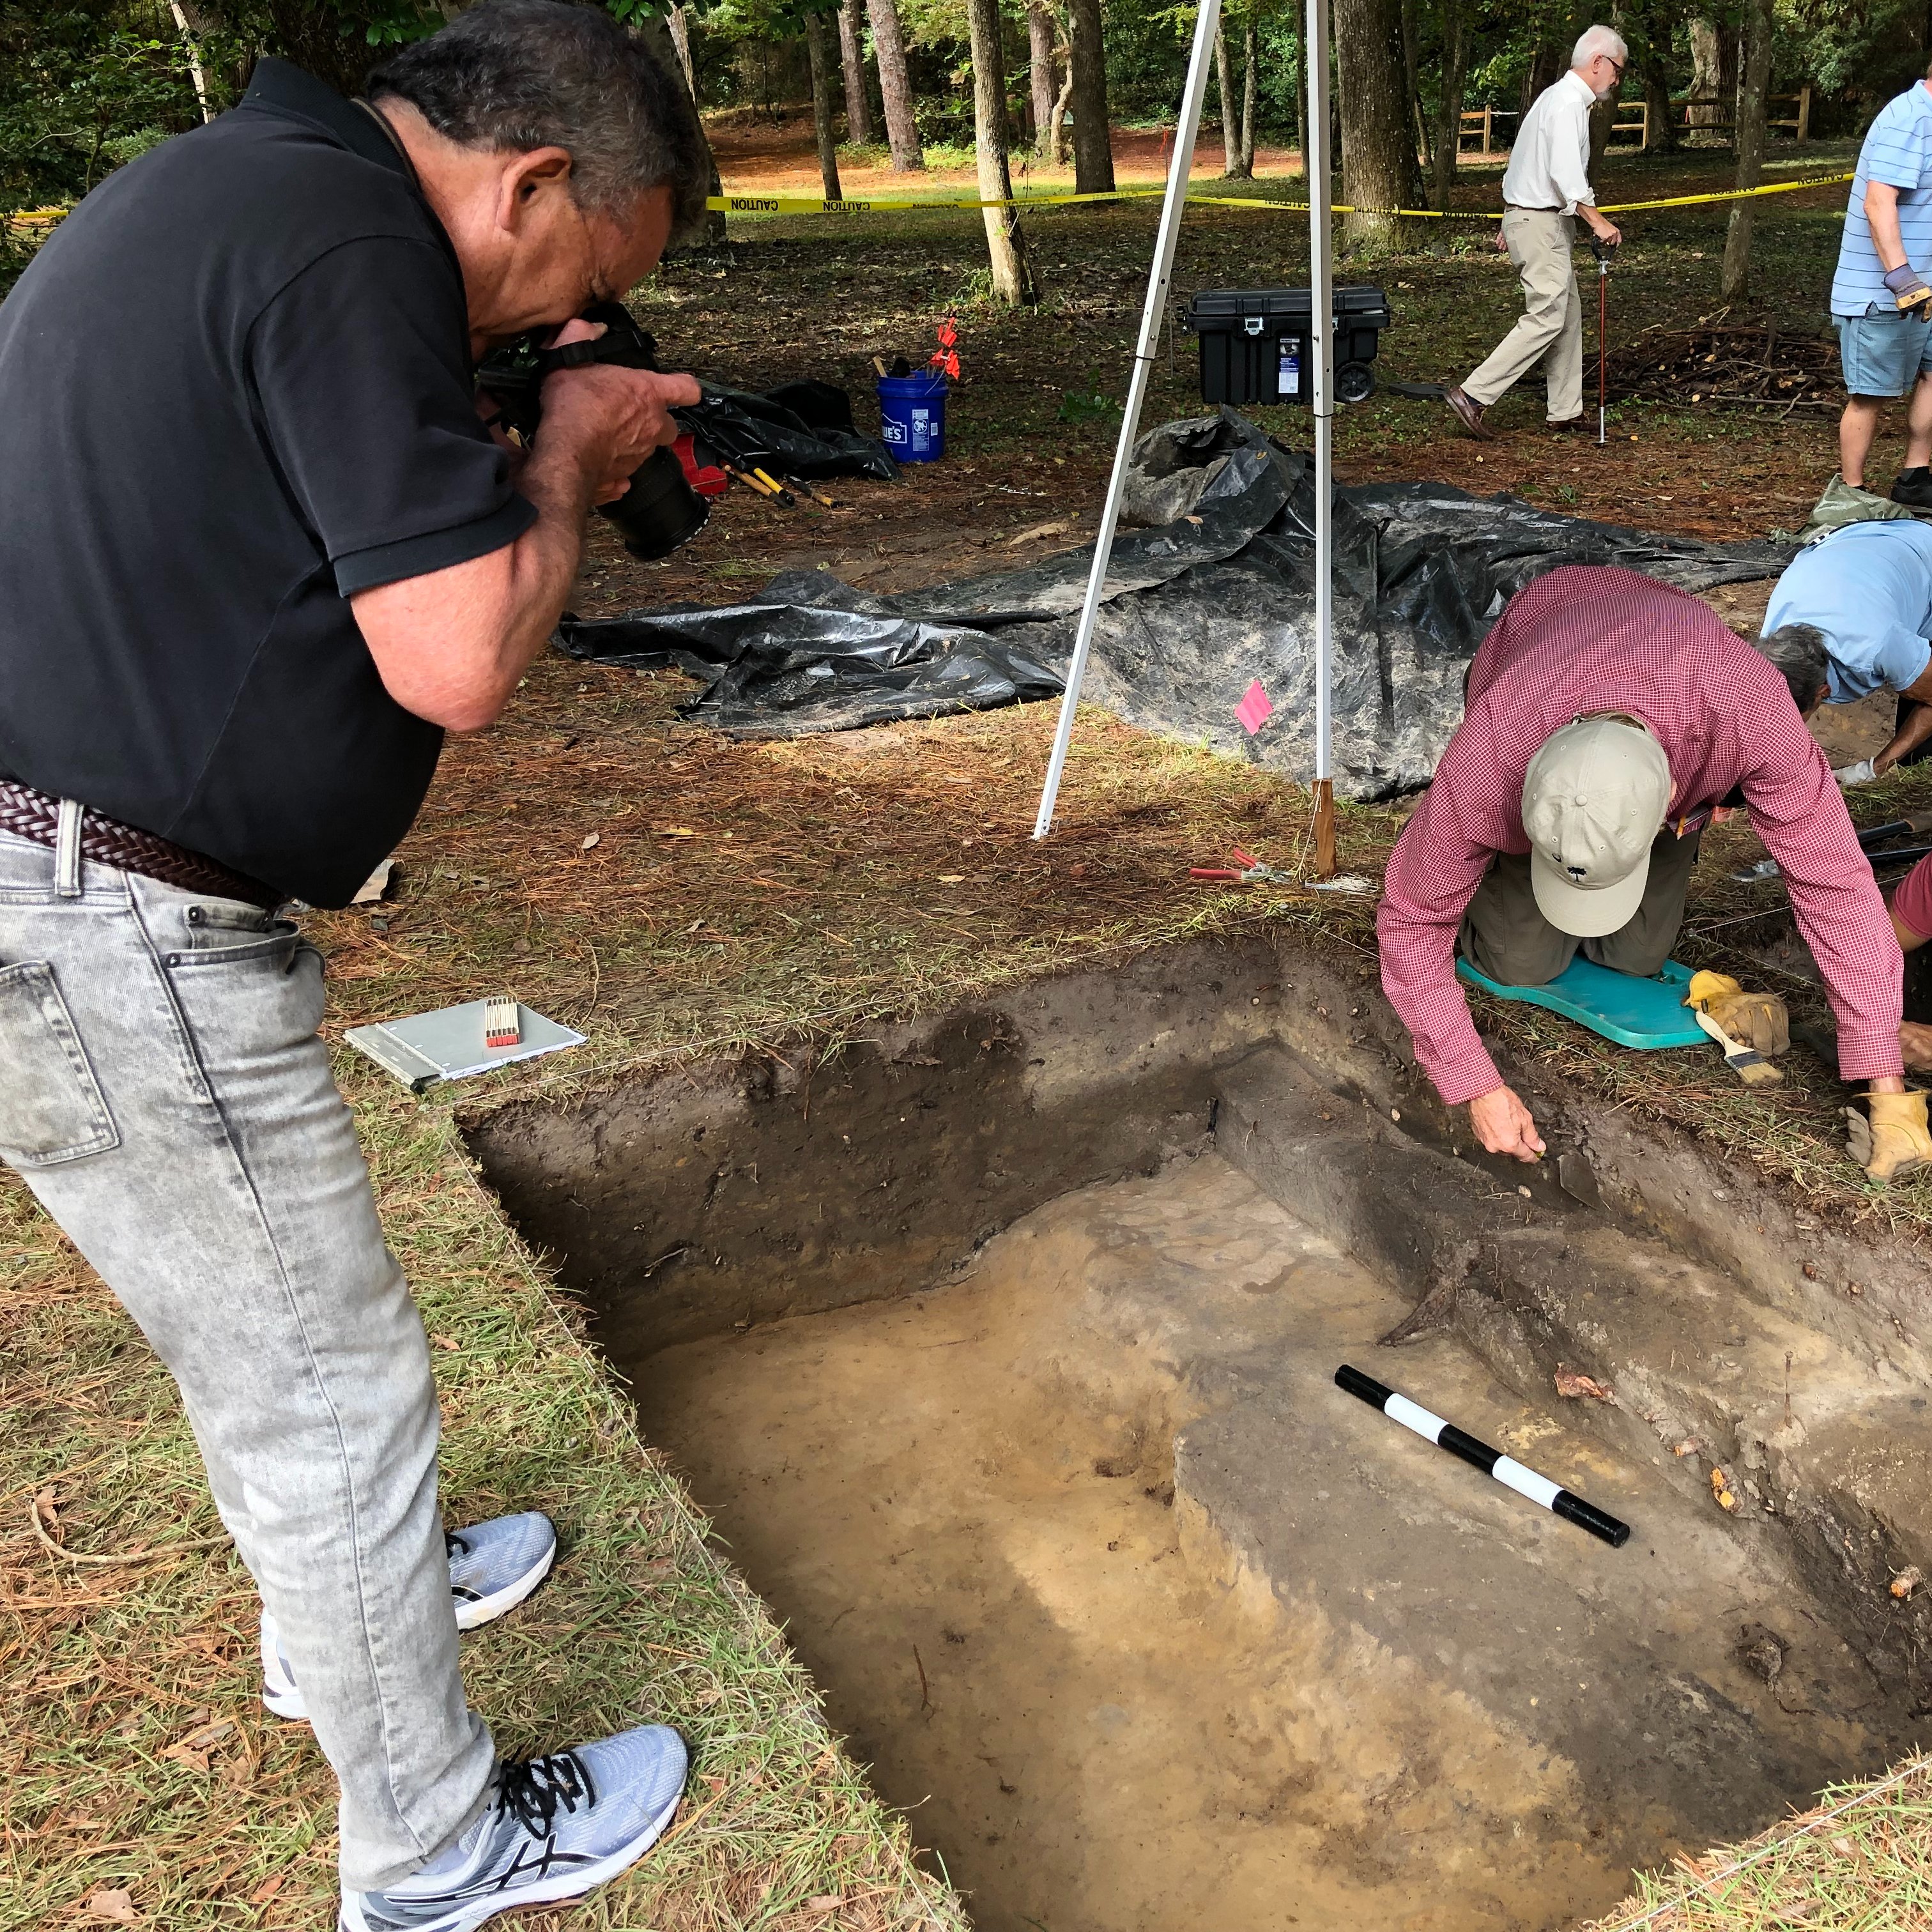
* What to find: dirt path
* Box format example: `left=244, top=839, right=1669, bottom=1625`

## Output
left=703, top=111, right=1307, bottom=196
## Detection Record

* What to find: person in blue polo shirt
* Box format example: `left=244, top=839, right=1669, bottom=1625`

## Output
left=1834, top=66, right=1932, bottom=506
left=1763, top=518, right=1932, bottom=774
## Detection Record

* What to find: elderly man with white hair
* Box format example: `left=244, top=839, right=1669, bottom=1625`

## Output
left=1445, top=25, right=1627, bottom=440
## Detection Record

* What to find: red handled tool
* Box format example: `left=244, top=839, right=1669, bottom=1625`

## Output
left=1190, top=845, right=1297, bottom=885
left=1588, top=234, right=1618, bottom=447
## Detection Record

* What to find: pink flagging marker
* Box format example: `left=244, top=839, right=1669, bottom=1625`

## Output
left=1235, top=679, right=1274, bottom=735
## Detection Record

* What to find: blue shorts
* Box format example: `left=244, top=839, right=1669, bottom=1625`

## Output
left=1837, top=306, right=1932, bottom=397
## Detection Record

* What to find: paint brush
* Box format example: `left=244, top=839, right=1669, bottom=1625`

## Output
left=1690, top=1006, right=1782, bottom=1085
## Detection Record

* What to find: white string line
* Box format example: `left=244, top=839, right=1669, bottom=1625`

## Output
left=443, top=1121, right=960, bottom=1929
left=1597, top=1754, right=1932, bottom=1931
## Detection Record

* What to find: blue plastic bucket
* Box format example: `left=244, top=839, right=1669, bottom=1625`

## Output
left=877, top=372, right=948, bottom=462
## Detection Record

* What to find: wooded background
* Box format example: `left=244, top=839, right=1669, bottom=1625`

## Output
left=8, top=0, right=1932, bottom=303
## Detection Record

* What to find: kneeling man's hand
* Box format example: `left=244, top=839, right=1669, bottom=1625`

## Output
left=1468, top=1084, right=1545, bottom=1163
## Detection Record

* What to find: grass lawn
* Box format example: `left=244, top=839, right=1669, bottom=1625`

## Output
left=6, top=128, right=1932, bottom=1931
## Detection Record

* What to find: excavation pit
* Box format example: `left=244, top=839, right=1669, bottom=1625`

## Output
left=468, top=937, right=1932, bottom=1932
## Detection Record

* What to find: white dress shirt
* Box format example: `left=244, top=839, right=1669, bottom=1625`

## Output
left=1501, top=68, right=1598, bottom=215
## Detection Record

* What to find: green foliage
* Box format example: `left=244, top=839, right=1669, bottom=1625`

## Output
left=1102, top=0, right=1190, bottom=118
left=1252, top=12, right=1303, bottom=140
left=326, top=0, right=441, bottom=47
left=0, top=3, right=204, bottom=213
left=1792, top=0, right=1928, bottom=104
left=1058, top=374, right=1122, bottom=421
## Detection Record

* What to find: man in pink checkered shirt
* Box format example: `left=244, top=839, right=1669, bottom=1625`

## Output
left=1377, top=565, right=1929, bottom=1180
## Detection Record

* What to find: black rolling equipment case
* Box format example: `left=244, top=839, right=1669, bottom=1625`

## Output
left=1186, top=286, right=1392, bottom=407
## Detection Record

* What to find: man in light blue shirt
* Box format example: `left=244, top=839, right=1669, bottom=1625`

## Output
left=1763, top=518, right=1932, bottom=771
left=1834, top=68, right=1932, bottom=506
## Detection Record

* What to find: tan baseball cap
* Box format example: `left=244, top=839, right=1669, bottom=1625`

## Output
left=1521, top=715, right=1672, bottom=938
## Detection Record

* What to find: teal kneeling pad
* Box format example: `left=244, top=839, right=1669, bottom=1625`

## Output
left=1456, top=955, right=1707, bottom=1050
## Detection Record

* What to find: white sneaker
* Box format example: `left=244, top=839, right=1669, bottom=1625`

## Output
left=339, top=1729, right=688, bottom=1931
left=261, top=1514, right=556, bottom=1721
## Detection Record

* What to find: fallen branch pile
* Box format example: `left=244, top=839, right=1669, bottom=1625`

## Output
left=1605, top=320, right=1839, bottom=413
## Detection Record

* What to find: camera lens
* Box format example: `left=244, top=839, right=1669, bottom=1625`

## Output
left=600, top=446, right=710, bottom=560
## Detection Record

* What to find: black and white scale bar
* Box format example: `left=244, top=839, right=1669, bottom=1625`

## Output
left=1335, top=1365, right=1630, bottom=1547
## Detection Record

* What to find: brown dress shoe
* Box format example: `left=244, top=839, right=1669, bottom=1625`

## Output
left=1545, top=415, right=1591, bottom=433
left=1445, top=385, right=1497, bottom=441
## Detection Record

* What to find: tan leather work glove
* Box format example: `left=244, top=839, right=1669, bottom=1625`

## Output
left=1684, top=970, right=1790, bottom=1056
left=1846, top=1091, right=1932, bottom=1183
left=1887, top=263, right=1932, bottom=320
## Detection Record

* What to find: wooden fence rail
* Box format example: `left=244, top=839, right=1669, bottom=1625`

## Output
left=1462, top=84, right=1812, bottom=159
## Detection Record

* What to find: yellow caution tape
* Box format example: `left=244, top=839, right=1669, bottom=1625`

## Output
left=705, top=185, right=1164, bottom=216
left=1598, top=170, right=1853, bottom=213
left=14, top=166, right=1855, bottom=236
left=703, top=169, right=1855, bottom=222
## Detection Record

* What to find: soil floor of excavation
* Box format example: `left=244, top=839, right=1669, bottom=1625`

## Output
left=627, top=1156, right=1907, bottom=1932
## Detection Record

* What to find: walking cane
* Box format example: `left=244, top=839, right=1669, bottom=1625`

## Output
left=1590, top=234, right=1618, bottom=447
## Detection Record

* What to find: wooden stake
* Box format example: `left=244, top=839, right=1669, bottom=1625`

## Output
left=1312, top=778, right=1336, bottom=878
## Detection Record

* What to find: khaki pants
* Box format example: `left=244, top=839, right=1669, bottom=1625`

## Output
left=1462, top=207, right=1584, bottom=424
left=1459, top=828, right=1702, bottom=986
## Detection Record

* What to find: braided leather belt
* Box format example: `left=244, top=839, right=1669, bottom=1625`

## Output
left=0, top=779, right=280, bottom=910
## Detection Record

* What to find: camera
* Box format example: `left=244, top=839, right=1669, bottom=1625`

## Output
left=476, top=300, right=709, bottom=561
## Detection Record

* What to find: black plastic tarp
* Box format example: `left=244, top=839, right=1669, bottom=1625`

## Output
left=557, top=409, right=1795, bottom=797
left=677, top=381, right=898, bottom=482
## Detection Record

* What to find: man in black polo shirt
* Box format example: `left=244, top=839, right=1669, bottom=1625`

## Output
left=0, top=5, right=709, bottom=1924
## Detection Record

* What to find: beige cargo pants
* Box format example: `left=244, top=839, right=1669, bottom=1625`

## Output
left=1462, top=207, right=1584, bottom=424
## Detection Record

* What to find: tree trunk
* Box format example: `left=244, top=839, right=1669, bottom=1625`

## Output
left=868, top=0, right=924, bottom=171
left=637, top=10, right=727, bottom=244
left=1238, top=20, right=1257, bottom=176
left=168, top=0, right=215, bottom=121
left=1719, top=20, right=1739, bottom=144
left=1215, top=20, right=1239, bottom=174
left=1589, top=94, right=1614, bottom=178
left=838, top=0, right=875, bottom=146
left=1399, top=0, right=1427, bottom=174
left=1430, top=0, right=1466, bottom=203
left=803, top=12, right=844, bottom=199
left=1688, top=17, right=1720, bottom=135
left=1334, top=0, right=1420, bottom=251
left=1291, top=32, right=1306, bottom=171
left=1028, top=1, right=1058, bottom=159
left=1637, top=8, right=1678, bottom=153
left=965, top=0, right=1036, bottom=302
left=666, top=4, right=698, bottom=103
left=1066, top=0, right=1114, bottom=194
left=1721, top=0, right=1774, bottom=299
left=1522, top=38, right=1561, bottom=113
left=1049, top=36, right=1076, bottom=165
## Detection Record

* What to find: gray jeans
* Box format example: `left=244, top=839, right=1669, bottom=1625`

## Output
left=1459, top=827, right=1702, bottom=986
left=0, top=822, right=492, bottom=1892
